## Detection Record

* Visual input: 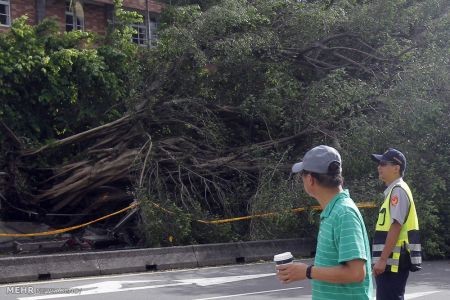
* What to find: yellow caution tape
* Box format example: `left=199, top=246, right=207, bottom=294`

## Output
left=196, top=202, right=377, bottom=224
left=0, top=202, right=139, bottom=238
left=0, top=201, right=377, bottom=237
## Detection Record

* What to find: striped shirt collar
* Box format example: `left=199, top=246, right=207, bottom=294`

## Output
left=320, top=189, right=349, bottom=219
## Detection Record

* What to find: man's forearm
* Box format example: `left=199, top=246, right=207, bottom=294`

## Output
left=311, top=261, right=366, bottom=284
left=380, top=221, right=402, bottom=260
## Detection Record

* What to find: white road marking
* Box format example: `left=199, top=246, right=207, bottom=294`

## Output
left=405, top=291, right=441, bottom=299
left=193, top=287, right=304, bottom=300
left=0, top=262, right=273, bottom=288
left=17, top=273, right=276, bottom=300
left=18, top=280, right=192, bottom=300
left=193, top=289, right=442, bottom=300
left=177, top=273, right=274, bottom=286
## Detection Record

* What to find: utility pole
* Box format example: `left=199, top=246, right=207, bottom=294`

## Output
left=36, top=0, right=46, bottom=23
left=146, top=0, right=151, bottom=48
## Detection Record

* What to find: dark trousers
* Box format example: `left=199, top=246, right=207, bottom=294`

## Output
left=375, top=269, right=410, bottom=300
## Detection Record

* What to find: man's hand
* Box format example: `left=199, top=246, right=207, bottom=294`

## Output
left=276, top=263, right=307, bottom=284
left=373, top=221, right=402, bottom=277
left=373, top=258, right=387, bottom=276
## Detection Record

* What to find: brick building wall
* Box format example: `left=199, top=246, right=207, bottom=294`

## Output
left=84, top=2, right=108, bottom=35
left=10, top=0, right=36, bottom=24
left=0, top=0, right=36, bottom=32
left=124, top=0, right=162, bottom=13
left=45, top=0, right=65, bottom=32
left=95, top=0, right=162, bottom=13
left=0, top=0, right=163, bottom=34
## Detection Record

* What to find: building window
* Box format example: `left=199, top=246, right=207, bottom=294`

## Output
left=65, top=0, right=84, bottom=32
left=132, top=19, right=158, bottom=47
left=132, top=23, right=147, bottom=45
left=149, top=19, right=158, bottom=46
left=0, top=0, right=11, bottom=26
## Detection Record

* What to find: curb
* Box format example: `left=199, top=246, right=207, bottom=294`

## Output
left=0, top=238, right=315, bottom=284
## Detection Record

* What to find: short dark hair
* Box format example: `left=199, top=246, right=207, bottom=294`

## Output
left=393, top=163, right=405, bottom=177
left=301, top=161, right=343, bottom=188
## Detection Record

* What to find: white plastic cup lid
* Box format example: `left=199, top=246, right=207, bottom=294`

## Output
left=273, top=252, right=293, bottom=264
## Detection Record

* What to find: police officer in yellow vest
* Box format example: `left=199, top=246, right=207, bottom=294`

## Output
left=371, top=148, right=422, bottom=300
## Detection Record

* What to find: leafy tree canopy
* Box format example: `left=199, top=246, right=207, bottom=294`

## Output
left=1, top=0, right=449, bottom=257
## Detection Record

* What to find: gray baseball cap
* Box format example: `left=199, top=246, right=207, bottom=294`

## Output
left=292, top=145, right=342, bottom=174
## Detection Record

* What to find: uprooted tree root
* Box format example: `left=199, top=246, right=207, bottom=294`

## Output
left=1, top=99, right=313, bottom=229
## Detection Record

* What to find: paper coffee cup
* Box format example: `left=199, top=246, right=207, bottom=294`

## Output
left=274, top=252, right=293, bottom=265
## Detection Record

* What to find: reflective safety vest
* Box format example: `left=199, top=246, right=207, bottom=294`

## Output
left=372, top=180, right=422, bottom=273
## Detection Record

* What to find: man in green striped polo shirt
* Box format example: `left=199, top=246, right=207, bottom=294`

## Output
left=276, top=145, right=373, bottom=299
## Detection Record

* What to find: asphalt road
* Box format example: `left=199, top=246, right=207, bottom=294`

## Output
left=0, top=259, right=449, bottom=300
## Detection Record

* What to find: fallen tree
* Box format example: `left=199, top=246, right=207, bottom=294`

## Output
left=1, top=0, right=449, bottom=256
left=1, top=97, right=315, bottom=226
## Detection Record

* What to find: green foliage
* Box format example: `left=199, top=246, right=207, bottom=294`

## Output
left=378, top=46, right=450, bottom=257
left=248, top=163, right=318, bottom=240
left=302, top=69, right=377, bottom=134
left=191, top=219, right=237, bottom=244
left=138, top=0, right=450, bottom=256
left=2, top=0, right=449, bottom=257
left=138, top=194, right=193, bottom=247
left=0, top=1, right=143, bottom=142
left=0, top=17, right=128, bottom=140
left=107, top=0, right=143, bottom=51
left=338, top=3, right=450, bottom=257
left=159, top=0, right=221, bottom=10
left=137, top=173, right=242, bottom=246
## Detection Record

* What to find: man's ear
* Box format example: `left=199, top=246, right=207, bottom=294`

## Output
left=307, top=174, right=314, bottom=186
left=394, top=165, right=401, bottom=175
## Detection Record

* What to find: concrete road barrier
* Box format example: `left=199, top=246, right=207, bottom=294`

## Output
left=237, top=238, right=315, bottom=263
left=0, top=238, right=315, bottom=284
left=97, top=246, right=198, bottom=274
left=0, top=252, right=101, bottom=283
left=193, top=243, right=241, bottom=267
